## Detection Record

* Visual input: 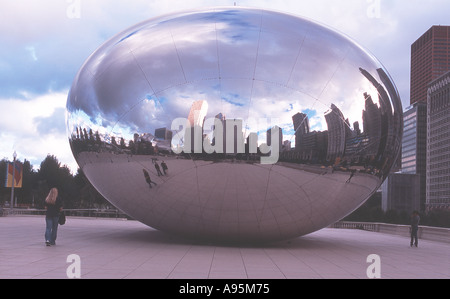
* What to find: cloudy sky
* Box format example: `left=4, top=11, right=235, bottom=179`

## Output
left=0, top=0, right=449, bottom=173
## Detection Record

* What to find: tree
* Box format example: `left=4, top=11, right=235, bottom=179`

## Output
left=422, top=210, right=450, bottom=228
left=37, top=155, right=76, bottom=208
left=74, top=168, right=111, bottom=209
left=0, top=159, right=8, bottom=205
left=1, top=154, right=113, bottom=211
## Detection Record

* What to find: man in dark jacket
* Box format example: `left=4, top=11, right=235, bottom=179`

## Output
left=410, top=211, right=420, bottom=247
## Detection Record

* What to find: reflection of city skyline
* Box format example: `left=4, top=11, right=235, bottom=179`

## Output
left=289, top=67, right=401, bottom=173
left=174, top=67, right=401, bottom=171
left=69, top=66, right=401, bottom=178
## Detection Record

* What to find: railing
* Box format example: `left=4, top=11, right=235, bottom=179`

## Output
left=2, top=210, right=448, bottom=243
left=331, top=221, right=379, bottom=231
left=1, top=208, right=131, bottom=219
left=331, top=221, right=450, bottom=243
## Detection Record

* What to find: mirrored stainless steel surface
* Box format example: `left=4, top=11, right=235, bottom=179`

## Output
left=67, top=7, right=403, bottom=243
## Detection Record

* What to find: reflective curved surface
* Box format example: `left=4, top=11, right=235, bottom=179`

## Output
left=67, top=7, right=403, bottom=243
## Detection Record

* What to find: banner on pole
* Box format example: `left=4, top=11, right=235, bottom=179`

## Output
left=5, top=161, right=23, bottom=188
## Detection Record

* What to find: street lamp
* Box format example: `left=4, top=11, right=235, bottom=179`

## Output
left=10, top=151, right=17, bottom=210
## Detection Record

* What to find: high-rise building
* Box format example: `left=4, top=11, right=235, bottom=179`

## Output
left=325, top=104, right=347, bottom=163
left=212, top=113, right=226, bottom=153
left=382, top=173, right=421, bottom=212
left=362, top=92, right=382, bottom=158
left=185, top=100, right=209, bottom=153
left=292, top=112, right=309, bottom=151
left=402, top=103, right=427, bottom=174
left=360, top=67, right=403, bottom=169
left=266, top=126, right=283, bottom=152
left=154, top=127, right=173, bottom=141
left=187, top=100, right=209, bottom=127
left=410, top=25, right=450, bottom=105
left=401, top=102, right=427, bottom=211
left=224, top=118, right=245, bottom=155
left=427, top=70, right=450, bottom=211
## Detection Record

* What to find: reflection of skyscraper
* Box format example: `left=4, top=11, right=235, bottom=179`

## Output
left=291, top=112, right=328, bottom=162
left=210, top=113, right=244, bottom=155
left=224, top=119, right=245, bottom=154
left=282, top=140, right=291, bottom=152
left=187, top=100, right=208, bottom=127
left=325, top=104, right=347, bottom=163
left=185, top=100, right=209, bottom=153
left=215, top=113, right=225, bottom=121
left=360, top=67, right=402, bottom=170
left=246, top=132, right=258, bottom=154
left=267, top=126, right=283, bottom=152
left=411, top=26, right=450, bottom=105
left=353, top=121, right=361, bottom=135
left=362, top=92, right=382, bottom=158
left=292, top=112, right=309, bottom=151
left=155, top=127, right=173, bottom=141
left=212, top=113, right=226, bottom=153
left=301, top=131, right=328, bottom=162
left=377, top=67, right=403, bottom=172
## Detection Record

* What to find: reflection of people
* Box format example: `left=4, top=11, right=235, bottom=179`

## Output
left=161, top=161, right=168, bottom=175
left=346, top=169, right=356, bottom=183
left=154, top=162, right=164, bottom=176
left=44, top=188, right=63, bottom=246
left=143, top=169, right=157, bottom=188
left=410, top=211, right=420, bottom=247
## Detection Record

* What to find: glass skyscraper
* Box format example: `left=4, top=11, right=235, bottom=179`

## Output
left=405, top=25, right=450, bottom=211
left=427, top=71, right=450, bottom=210
left=401, top=102, right=427, bottom=211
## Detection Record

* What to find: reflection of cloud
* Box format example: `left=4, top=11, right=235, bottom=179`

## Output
left=221, top=94, right=245, bottom=107
left=25, top=46, right=38, bottom=61
left=68, top=8, right=391, bottom=153
left=2, top=1, right=443, bottom=175
left=309, top=114, right=325, bottom=132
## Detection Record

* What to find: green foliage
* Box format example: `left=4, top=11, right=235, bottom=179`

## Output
left=343, top=192, right=450, bottom=228
left=2, top=155, right=449, bottom=228
left=0, top=155, right=111, bottom=209
left=421, top=210, right=450, bottom=228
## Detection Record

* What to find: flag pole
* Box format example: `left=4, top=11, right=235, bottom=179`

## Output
left=10, top=151, right=17, bottom=211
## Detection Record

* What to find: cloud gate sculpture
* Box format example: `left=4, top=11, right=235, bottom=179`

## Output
left=67, top=7, right=403, bottom=243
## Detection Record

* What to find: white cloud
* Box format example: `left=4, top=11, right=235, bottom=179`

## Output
left=1, top=0, right=447, bottom=105
left=1, top=0, right=449, bottom=173
left=0, top=91, right=77, bottom=173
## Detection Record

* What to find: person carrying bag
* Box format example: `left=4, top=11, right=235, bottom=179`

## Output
left=44, top=188, right=63, bottom=246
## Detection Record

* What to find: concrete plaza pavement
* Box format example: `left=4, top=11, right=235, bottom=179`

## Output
left=0, top=215, right=449, bottom=279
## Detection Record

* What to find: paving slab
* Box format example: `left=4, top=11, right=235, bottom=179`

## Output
left=0, top=215, right=449, bottom=279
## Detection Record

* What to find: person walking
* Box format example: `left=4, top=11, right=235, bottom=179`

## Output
left=161, top=161, right=168, bottom=175
left=410, top=210, right=420, bottom=247
left=44, top=187, right=63, bottom=246
left=143, top=169, right=157, bottom=188
left=154, top=162, right=164, bottom=176
left=346, top=169, right=356, bottom=183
